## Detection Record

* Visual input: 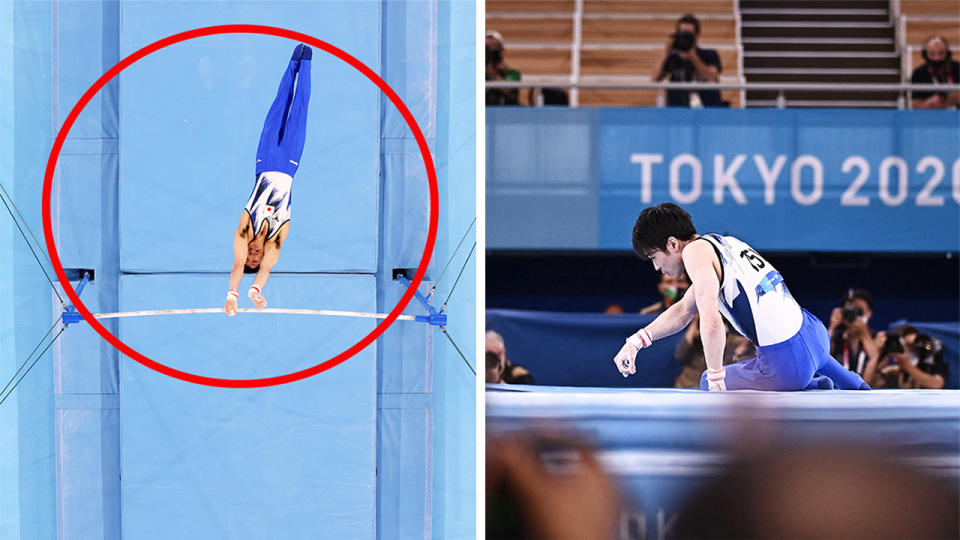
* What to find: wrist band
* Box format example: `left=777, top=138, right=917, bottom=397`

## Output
left=227, top=289, right=239, bottom=300
left=626, top=328, right=653, bottom=350
left=249, top=285, right=261, bottom=296
left=707, top=366, right=726, bottom=381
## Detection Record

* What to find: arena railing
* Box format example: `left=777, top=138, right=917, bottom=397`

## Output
left=484, top=80, right=960, bottom=109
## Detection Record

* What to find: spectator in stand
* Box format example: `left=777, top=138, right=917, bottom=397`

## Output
left=486, top=330, right=534, bottom=384
left=485, top=30, right=521, bottom=106
left=829, top=288, right=882, bottom=385
left=603, top=303, right=625, bottom=314
left=640, top=271, right=690, bottom=315
left=874, top=325, right=948, bottom=389
left=651, top=14, right=724, bottom=108
left=674, top=314, right=754, bottom=388
left=911, top=35, right=960, bottom=109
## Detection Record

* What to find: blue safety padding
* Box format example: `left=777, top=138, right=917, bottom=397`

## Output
left=119, top=273, right=376, bottom=538
left=488, top=386, right=960, bottom=451
left=57, top=152, right=107, bottom=272
left=55, top=0, right=119, bottom=140
left=431, top=3, right=477, bottom=535
left=54, top=408, right=121, bottom=539
left=118, top=1, right=381, bottom=272
left=378, top=278, right=432, bottom=395
left=377, top=405, right=432, bottom=538
left=1, top=1, right=57, bottom=537
left=380, top=0, right=437, bottom=141
left=57, top=282, right=118, bottom=395
left=381, top=149, right=433, bottom=272
left=485, top=309, right=683, bottom=387
left=488, top=387, right=960, bottom=526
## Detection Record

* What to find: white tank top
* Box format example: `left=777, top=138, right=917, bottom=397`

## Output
left=695, top=233, right=803, bottom=346
left=243, top=171, right=292, bottom=241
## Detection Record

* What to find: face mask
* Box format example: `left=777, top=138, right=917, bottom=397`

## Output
left=929, top=58, right=947, bottom=69
left=663, top=286, right=679, bottom=300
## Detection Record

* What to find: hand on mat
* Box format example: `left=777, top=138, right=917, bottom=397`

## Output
left=248, top=287, right=267, bottom=309
left=613, top=341, right=639, bottom=377
left=707, top=366, right=727, bottom=391
left=224, top=296, right=238, bottom=316
left=707, top=378, right=727, bottom=392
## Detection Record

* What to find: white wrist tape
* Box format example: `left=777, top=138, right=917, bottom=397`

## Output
left=626, top=328, right=653, bottom=350
left=226, top=289, right=239, bottom=301
left=248, top=285, right=262, bottom=297
left=707, top=366, right=726, bottom=382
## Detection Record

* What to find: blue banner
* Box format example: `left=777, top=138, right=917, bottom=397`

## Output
left=487, top=108, right=960, bottom=252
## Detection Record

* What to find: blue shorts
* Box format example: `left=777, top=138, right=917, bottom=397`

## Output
left=700, top=309, right=870, bottom=391
left=256, top=58, right=311, bottom=177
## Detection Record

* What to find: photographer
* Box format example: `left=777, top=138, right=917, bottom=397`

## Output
left=652, top=14, right=723, bottom=107
left=829, top=289, right=882, bottom=384
left=875, top=325, right=948, bottom=389
left=485, top=30, right=521, bottom=106
left=486, top=330, right=534, bottom=384
left=910, top=35, right=960, bottom=110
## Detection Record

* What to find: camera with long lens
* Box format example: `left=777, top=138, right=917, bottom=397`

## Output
left=912, top=333, right=943, bottom=366
left=842, top=304, right=864, bottom=323
left=486, top=351, right=501, bottom=371
left=486, top=46, right=502, bottom=66
left=671, top=30, right=696, bottom=52
left=880, top=330, right=905, bottom=357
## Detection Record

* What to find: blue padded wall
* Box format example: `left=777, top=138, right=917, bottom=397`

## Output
left=118, top=1, right=381, bottom=273
left=53, top=0, right=123, bottom=537
left=431, top=0, right=477, bottom=536
left=1, top=1, right=58, bottom=538
left=375, top=2, right=438, bottom=538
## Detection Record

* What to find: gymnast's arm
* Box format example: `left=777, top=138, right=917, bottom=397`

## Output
left=679, top=241, right=725, bottom=373
left=641, top=284, right=699, bottom=340
left=252, top=224, right=288, bottom=293
left=229, top=216, right=251, bottom=292
left=614, top=278, right=698, bottom=376
left=224, top=215, right=251, bottom=315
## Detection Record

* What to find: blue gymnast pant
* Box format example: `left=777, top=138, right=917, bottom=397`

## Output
left=256, top=48, right=311, bottom=177
left=700, top=309, right=871, bottom=391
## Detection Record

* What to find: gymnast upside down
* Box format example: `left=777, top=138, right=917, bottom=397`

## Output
left=225, top=44, right=312, bottom=316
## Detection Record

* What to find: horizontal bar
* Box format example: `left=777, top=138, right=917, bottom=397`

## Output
left=90, top=307, right=417, bottom=321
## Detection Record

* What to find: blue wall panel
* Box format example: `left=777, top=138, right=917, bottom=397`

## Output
left=487, top=108, right=960, bottom=252
left=118, top=1, right=381, bottom=272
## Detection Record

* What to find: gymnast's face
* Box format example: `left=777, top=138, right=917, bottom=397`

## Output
left=246, top=243, right=263, bottom=267
left=647, top=238, right=684, bottom=278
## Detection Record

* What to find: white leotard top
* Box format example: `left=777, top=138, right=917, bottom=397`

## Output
left=243, top=171, right=292, bottom=240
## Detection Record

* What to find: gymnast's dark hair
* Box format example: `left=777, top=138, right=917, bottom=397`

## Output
left=632, top=203, right=697, bottom=257
left=244, top=264, right=260, bottom=274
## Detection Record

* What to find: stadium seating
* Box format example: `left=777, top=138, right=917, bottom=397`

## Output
left=486, top=0, right=742, bottom=107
